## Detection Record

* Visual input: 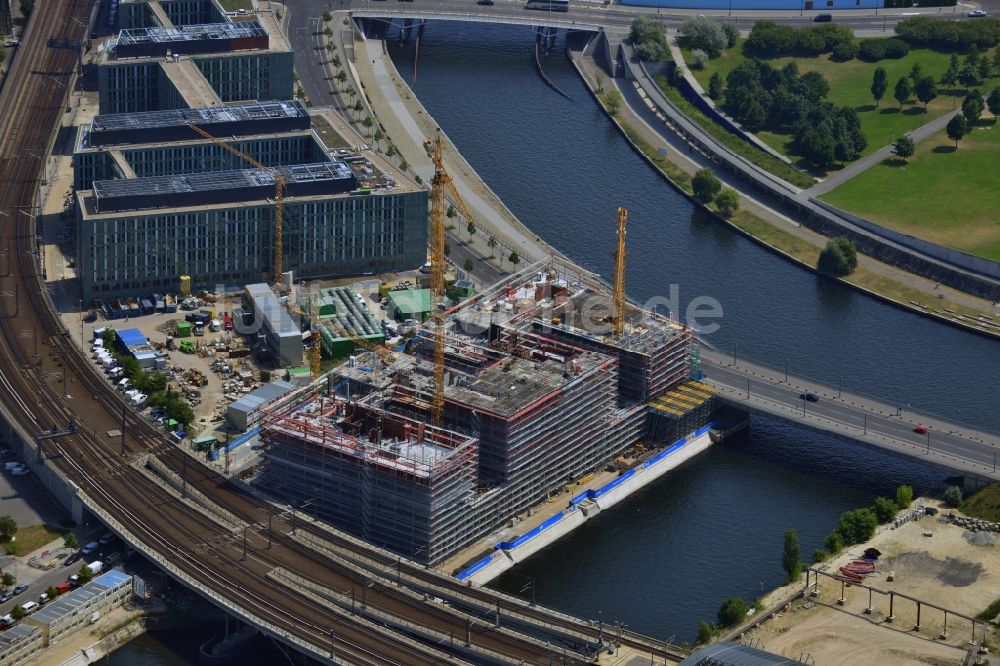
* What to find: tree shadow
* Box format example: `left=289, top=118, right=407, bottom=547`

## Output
left=879, top=107, right=902, bottom=115
left=902, top=106, right=925, bottom=116
left=855, top=104, right=877, bottom=113
left=881, top=157, right=908, bottom=168
left=932, top=145, right=957, bottom=154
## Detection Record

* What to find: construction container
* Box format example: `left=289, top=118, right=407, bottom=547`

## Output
left=179, top=275, right=191, bottom=297
left=286, top=366, right=311, bottom=386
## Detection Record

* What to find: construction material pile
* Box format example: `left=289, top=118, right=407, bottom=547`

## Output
left=964, top=530, right=997, bottom=546
left=838, top=560, right=877, bottom=583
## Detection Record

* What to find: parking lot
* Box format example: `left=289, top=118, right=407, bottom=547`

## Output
left=0, top=448, right=67, bottom=532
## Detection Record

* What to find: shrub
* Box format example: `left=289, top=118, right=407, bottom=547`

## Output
left=895, top=16, right=1000, bottom=51
left=721, top=22, right=740, bottom=48
left=858, top=38, right=910, bottom=62
left=831, top=41, right=858, bottom=62
left=896, top=485, right=914, bottom=509
left=696, top=621, right=717, bottom=645
left=812, top=548, right=828, bottom=564
left=692, top=168, right=722, bottom=203
left=872, top=497, right=898, bottom=523
left=943, top=486, right=963, bottom=507
left=818, top=237, right=858, bottom=276
left=714, top=189, right=740, bottom=217
left=835, top=507, right=878, bottom=545
left=630, top=17, right=670, bottom=62
left=708, top=72, right=724, bottom=100
left=679, top=17, right=727, bottom=57
left=690, top=49, right=709, bottom=70
left=717, top=597, right=750, bottom=628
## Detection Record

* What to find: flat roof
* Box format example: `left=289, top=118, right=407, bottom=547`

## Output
left=678, top=642, right=800, bottom=666
left=245, top=284, right=301, bottom=338
left=117, top=22, right=267, bottom=47
left=32, top=570, right=131, bottom=626
left=117, top=327, right=147, bottom=349
left=229, top=380, right=296, bottom=415
left=89, top=100, right=307, bottom=137
left=387, top=289, right=431, bottom=315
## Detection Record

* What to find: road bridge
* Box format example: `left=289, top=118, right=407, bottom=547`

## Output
left=700, top=349, right=1000, bottom=488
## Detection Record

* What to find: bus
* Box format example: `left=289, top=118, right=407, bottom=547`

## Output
left=525, top=0, right=569, bottom=11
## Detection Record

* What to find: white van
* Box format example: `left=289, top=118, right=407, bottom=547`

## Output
left=19, top=602, right=37, bottom=615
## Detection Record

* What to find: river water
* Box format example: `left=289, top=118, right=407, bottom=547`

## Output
left=110, top=21, right=999, bottom=660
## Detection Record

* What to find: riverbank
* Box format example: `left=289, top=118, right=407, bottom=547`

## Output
left=569, top=42, right=1000, bottom=341
left=726, top=500, right=997, bottom=664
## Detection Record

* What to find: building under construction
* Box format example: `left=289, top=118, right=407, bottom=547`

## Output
left=257, top=257, right=713, bottom=566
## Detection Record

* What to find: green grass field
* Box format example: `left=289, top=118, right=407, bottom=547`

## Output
left=821, top=119, right=1000, bottom=261
left=686, top=40, right=1000, bottom=168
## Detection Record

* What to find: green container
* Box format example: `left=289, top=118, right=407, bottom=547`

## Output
left=176, top=321, right=192, bottom=338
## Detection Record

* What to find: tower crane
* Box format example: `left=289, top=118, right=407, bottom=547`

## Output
left=187, top=123, right=285, bottom=285
left=613, top=207, right=628, bottom=337
left=423, top=130, right=473, bottom=424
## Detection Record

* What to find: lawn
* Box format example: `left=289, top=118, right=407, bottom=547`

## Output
left=3, top=525, right=65, bottom=557
left=686, top=39, right=1000, bottom=164
left=217, top=0, right=253, bottom=11
left=821, top=118, right=1000, bottom=261
left=963, top=484, right=1000, bottom=523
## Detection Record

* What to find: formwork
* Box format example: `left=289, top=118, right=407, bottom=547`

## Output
left=258, top=394, right=479, bottom=564
left=91, top=162, right=357, bottom=213
left=114, top=21, right=269, bottom=58
left=87, top=100, right=310, bottom=147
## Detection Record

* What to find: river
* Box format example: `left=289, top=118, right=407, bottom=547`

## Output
left=108, top=21, right=998, bottom=659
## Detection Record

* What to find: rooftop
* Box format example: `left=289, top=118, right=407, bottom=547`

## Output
left=86, top=100, right=308, bottom=145
left=229, top=380, right=296, bottom=416
left=387, top=288, right=432, bottom=316
left=245, top=284, right=301, bottom=338
left=90, top=162, right=357, bottom=213
left=31, top=570, right=131, bottom=627
left=114, top=21, right=268, bottom=57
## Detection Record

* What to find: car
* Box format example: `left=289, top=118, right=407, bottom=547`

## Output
left=813, top=13, right=832, bottom=22
left=0, top=592, right=12, bottom=604
left=968, top=9, right=986, bottom=17
left=12, top=585, right=27, bottom=596
left=98, top=532, right=116, bottom=545
left=80, top=541, right=98, bottom=555
left=477, top=0, right=494, bottom=4
left=913, top=424, right=928, bottom=434
left=799, top=392, right=820, bottom=403
left=10, top=467, right=28, bottom=477
left=63, top=552, right=81, bottom=567
left=419, top=262, right=433, bottom=274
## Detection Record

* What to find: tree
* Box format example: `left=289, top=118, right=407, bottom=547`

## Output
left=352, top=100, right=364, bottom=117
left=77, top=562, right=94, bottom=585
left=871, top=67, right=888, bottom=107
left=987, top=88, right=1000, bottom=122
left=690, top=49, right=709, bottom=71
left=812, top=548, right=828, bottom=564
left=467, top=221, right=476, bottom=238
left=602, top=90, right=622, bottom=116
left=446, top=204, right=456, bottom=221
left=335, top=70, right=347, bottom=84
left=894, top=77, right=911, bottom=108
left=696, top=621, right=717, bottom=645
left=720, top=22, right=739, bottom=48
left=331, top=54, right=341, bottom=68
left=962, top=91, right=984, bottom=126
left=946, top=114, right=968, bottom=147
left=10, top=605, right=24, bottom=622
left=443, top=243, right=451, bottom=257
left=1, top=573, right=13, bottom=588
left=941, top=53, right=960, bottom=88
left=630, top=17, right=669, bottom=62
left=782, top=529, right=801, bottom=583
left=716, top=597, right=749, bottom=628
left=323, top=26, right=333, bottom=39
left=487, top=236, right=498, bottom=256
left=399, top=158, right=409, bottom=173
left=895, top=485, right=913, bottom=509
left=817, top=237, right=858, bottom=276
left=692, top=168, right=721, bottom=204
left=64, top=532, right=79, bottom=550
left=0, top=516, right=16, bottom=542
left=707, top=72, right=724, bottom=100
left=322, top=9, right=332, bottom=21
left=46, top=586, right=58, bottom=600
left=908, top=62, right=922, bottom=86
left=993, top=48, right=1000, bottom=77
left=892, top=135, right=916, bottom=159
left=19, top=0, right=33, bottom=17
left=943, top=486, right=963, bottom=507
left=835, top=508, right=878, bottom=545
left=679, top=17, right=727, bottom=58
left=872, top=496, right=898, bottom=523
left=915, top=76, right=937, bottom=110
left=509, top=251, right=521, bottom=266
left=714, top=189, right=740, bottom=217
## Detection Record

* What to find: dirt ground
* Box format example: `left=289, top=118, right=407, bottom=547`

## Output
left=742, top=500, right=998, bottom=665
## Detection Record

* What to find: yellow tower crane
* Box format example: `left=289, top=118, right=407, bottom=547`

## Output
left=423, top=130, right=474, bottom=424
left=613, top=207, right=628, bottom=337
left=310, top=297, right=322, bottom=380
left=187, top=123, right=286, bottom=286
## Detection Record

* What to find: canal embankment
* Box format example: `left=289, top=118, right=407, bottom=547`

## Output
left=568, top=39, right=1000, bottom=342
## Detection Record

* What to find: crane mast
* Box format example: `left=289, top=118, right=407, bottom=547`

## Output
left=613, top=207, right=628, bottom=337
left=422, top=131, right=473, bottom=425
left=187, top=123, right=286, bottom=286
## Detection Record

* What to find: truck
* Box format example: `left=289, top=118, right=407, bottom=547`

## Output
left=69, top=560, right=103, bottom=586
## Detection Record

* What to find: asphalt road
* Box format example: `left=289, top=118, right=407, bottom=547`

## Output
left=700, top=352, right=1000, bottom=472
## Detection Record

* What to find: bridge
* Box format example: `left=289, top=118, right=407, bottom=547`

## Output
left=700, top=349, right=1000, bottom=488
left=351, top=7, right=605, bottom=32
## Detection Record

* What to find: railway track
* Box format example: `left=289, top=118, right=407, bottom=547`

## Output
left=0, top=4, right=649, bottom=664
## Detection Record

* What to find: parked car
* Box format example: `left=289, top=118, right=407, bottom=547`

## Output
left=10, top=466, right=29, bottom=477
left=80, top=541, right=98, bottom=555
left=12, top=585, right=28, bottom=596
left=799, top=392, right=820, bottom=403
left=64, top=552, right=81, bottom=567
left=98, top=532, right=116, bottom=545
left=0, top=592, right=13, bottom=604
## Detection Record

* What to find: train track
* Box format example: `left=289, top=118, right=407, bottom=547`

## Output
left=0, top=3, right=651, bottom=664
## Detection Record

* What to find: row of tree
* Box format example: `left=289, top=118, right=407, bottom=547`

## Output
left=895, top=16, right=1000, bottom=52
left=744, top=21, right=855, bottom=59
